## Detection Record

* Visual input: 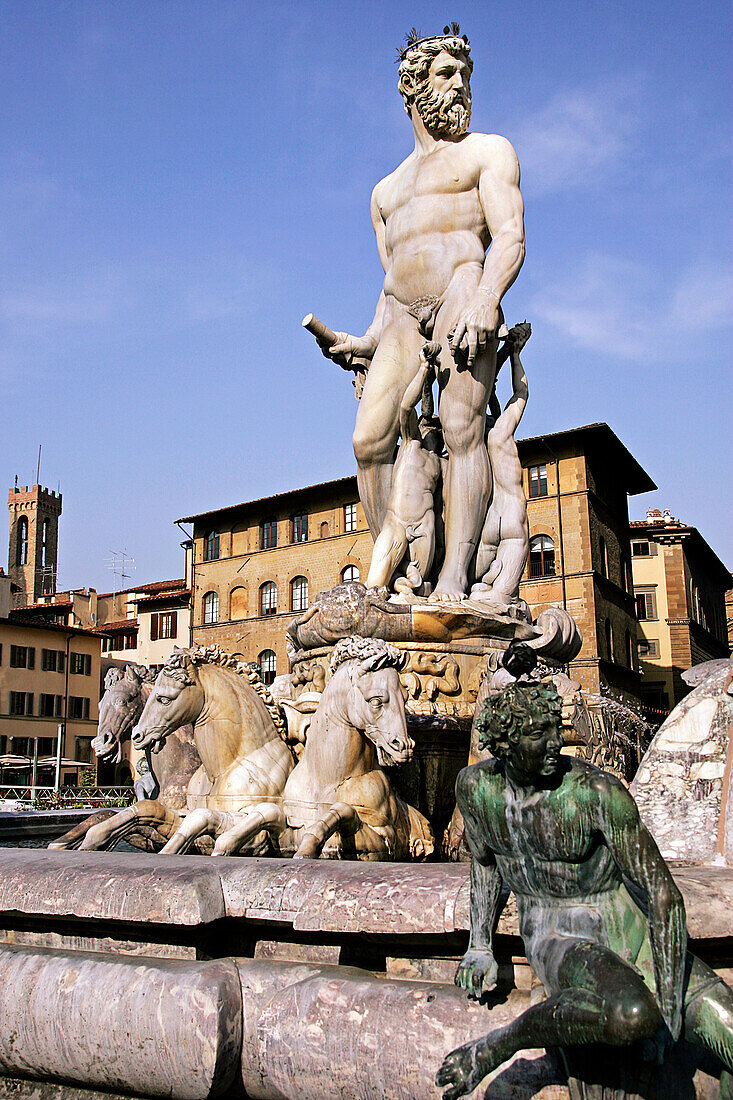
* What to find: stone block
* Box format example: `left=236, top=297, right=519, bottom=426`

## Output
left=0, top=945, right=241, bottom=1098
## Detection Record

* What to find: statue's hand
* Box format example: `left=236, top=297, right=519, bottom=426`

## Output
left=320, top=331, right=377, bottom=368
left=448, top=291, right=500, bottom=367
left=454, top=948, right=498, bottom=999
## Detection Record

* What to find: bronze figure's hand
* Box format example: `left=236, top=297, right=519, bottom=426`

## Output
left=454, top=948, right=498, bottom=999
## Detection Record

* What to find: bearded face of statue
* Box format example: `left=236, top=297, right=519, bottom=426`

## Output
left=414, top=50, right=472, bottom=137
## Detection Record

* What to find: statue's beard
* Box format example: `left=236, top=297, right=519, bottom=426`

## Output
left=414, top=84, right=471, bottom=137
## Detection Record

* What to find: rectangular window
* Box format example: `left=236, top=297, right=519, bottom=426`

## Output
left=9, top=691, right=33, bottom=716
left=528, top=464, right=548, bottom=498
left=69, top=652, right=92, bottom=676
left=291, top=513, right=308, bottom=543
left=9, top=645, right=35, bottom=669
left=41, top=648, right=65, bottom=673
left=151, top=611, right=177, bottom=641
left=637, top=639, right=660, bottom=659
left=631, top=540, right=657, bottom=557
left=344, top=503, right=357, bottom=533
left=635, top=587, right=658, bottom=621
left=39, top=693, right=63, bottom=717
left=261, top=519, right=277, bottom=549
left=68, top=696, right=90, bottom=720
left=75, top=738, right=93, bottom=763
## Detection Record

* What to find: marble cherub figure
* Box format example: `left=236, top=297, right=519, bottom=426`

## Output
left=312, top=24, right=525, bottom=602
left=437, top=680, right=733, bottom=1099
left=472, top=321, right=530, bottom=605
left=366, top=342, right=443, bottom=596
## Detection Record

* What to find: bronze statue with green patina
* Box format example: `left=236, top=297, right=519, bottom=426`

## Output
left=437, top=680, right=733, bottom=1098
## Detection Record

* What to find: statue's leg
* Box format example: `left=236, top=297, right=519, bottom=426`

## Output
left=77, top=800, right=183, bottom=851
left=431, top=312, right=495, bottom=602
left=293, top=801, right=361, bottom=859
left=211, top=803, right=286, bottom=856
left=683, top=955, right=733, bottom=1075
left=436, top=938, right=660, bottom=1100
left=365, top=518, right=408, bottom=588
left=49, top=809, right=117, bottom=849
left=160, top=807, right=235, bottom=855
left=353, top=314, right=423, bottom=537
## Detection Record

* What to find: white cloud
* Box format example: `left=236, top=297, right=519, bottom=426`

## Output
left=531, top=253, right=733, bottom=361
left=514, top=78, right=643, bottom=195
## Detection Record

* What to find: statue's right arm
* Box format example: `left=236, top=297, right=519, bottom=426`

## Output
left=454, top=768, right=502, bottom=997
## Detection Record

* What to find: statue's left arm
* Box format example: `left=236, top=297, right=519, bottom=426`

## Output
left=448, top=137, right=525, bottom=366
left=600, top=779, right=686, bottom=1041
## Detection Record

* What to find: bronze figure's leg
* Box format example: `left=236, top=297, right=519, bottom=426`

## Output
left=437, top=938, right=660, bottom=1099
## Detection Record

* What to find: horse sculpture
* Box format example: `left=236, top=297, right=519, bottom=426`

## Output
left=51, top=664, right=203, bottom=851
left=159, top=636, right=434, bottom=860
left=64, top=646, right=297, bottom=854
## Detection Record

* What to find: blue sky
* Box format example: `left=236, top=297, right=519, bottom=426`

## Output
left=1, top=0, right=730, bottom=590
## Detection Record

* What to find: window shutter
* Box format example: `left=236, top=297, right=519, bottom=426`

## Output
left=28, top=647, right=35, bottom=669
left=170, top=610, right=177, bottom=636
left=27, top=693, right=33, bottom=715
left=151, top=613, right=159, bottom=642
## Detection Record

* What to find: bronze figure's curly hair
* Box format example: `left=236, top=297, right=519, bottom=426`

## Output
left=476, top=681, right=563, bottom=757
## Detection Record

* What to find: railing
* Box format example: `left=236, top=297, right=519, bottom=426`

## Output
left=0, top=786, right=135, bottom=810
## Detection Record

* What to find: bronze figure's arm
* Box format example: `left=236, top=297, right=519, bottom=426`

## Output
left=600, top=779, right=686, bottom=1042
left=454, top=770, right=502, bottom=998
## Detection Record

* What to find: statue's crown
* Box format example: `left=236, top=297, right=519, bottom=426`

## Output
left=397, top=22, right=469, bottom=62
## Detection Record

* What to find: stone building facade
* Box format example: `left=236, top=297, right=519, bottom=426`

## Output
left=518, top=424, right=655, bottom=704
left=180, top=478, right=370, bottom=682
left=630, top=509, right=731, bottom=717
left=0, top=617, right=104, bottom=784
left=181, top=425, right=654, bottom=702
left=7, top=484, right=62, bottom=609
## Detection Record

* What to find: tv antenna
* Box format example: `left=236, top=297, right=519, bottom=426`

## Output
left=105, top=550, right=135, bottom=599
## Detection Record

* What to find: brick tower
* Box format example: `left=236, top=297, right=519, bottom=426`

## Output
left=7, top=484, right=62, bottom=608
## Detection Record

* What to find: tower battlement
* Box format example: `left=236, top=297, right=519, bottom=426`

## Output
left=7, top=483, right=62, bottom=608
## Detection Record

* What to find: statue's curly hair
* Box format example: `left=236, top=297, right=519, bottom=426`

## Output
left=476, top=680, right=563, bottom=757
left=397, top=34, right=472, bottom=115
left=330, top=635, right=405, bottom=673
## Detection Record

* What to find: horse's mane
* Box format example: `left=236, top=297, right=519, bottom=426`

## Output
left=330, top=635, right=405, bottom=673
left=163, top=645, right=287, bottom=740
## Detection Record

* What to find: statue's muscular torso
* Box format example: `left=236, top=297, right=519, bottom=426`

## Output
left=373, top=133, right=511, bottom=306
left=459, top=758, right=628, bottom=900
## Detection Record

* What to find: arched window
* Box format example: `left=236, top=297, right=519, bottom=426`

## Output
left=260, top=581, right=277, bottom=616
left=599, top=537, right=608, bottom=578
left=41, top=519, right=49, bottom=567
left=204, top=530, right=220, bottom=562
left=291, top=576, right=308, bottom=612
left=259, top=649, right=276, bottom=686
left=202, top=591, right=219, bottom=624
left=528, top=536, right=555, bottom=578
left=16, top=516, right=28, bottom=566
left=341, top=565, right=360, bottom=583
left=229, top=586, right=247, bottom=619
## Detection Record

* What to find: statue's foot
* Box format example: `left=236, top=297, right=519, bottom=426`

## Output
left=435, top=1039, right=495, bottom=1099
left=430, top=573, right=469, bottom=603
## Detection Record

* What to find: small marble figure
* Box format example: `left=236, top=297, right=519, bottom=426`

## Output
left=366, top=342, right=444, bottom=595
left=437, top=680, right=733, bottom=1099
left=472, top=322, right=530, bottom=605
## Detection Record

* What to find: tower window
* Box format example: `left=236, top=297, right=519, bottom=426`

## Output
left=204, top=530, right=220, bottom=561
left=16, top=516, right=28, bottom=566
left=260, top=581, right=277, bottom=616
left=261, top=519, right=277, bottom=549
left=291, top=576, right=308, bottom=612
left=202, top=591, right=219, bottom=624
left=258, top=650, right=276, bottom=686
left=41, top=519, right=49, bottom=567
left=528, top=465, right=548, bottom=498
left=291, top=513, right=308, bottom=543
left=529, top=535, right=556, bottom=578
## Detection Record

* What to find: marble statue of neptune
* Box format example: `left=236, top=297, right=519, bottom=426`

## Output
left=319, top=25, right=525, bottom=601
